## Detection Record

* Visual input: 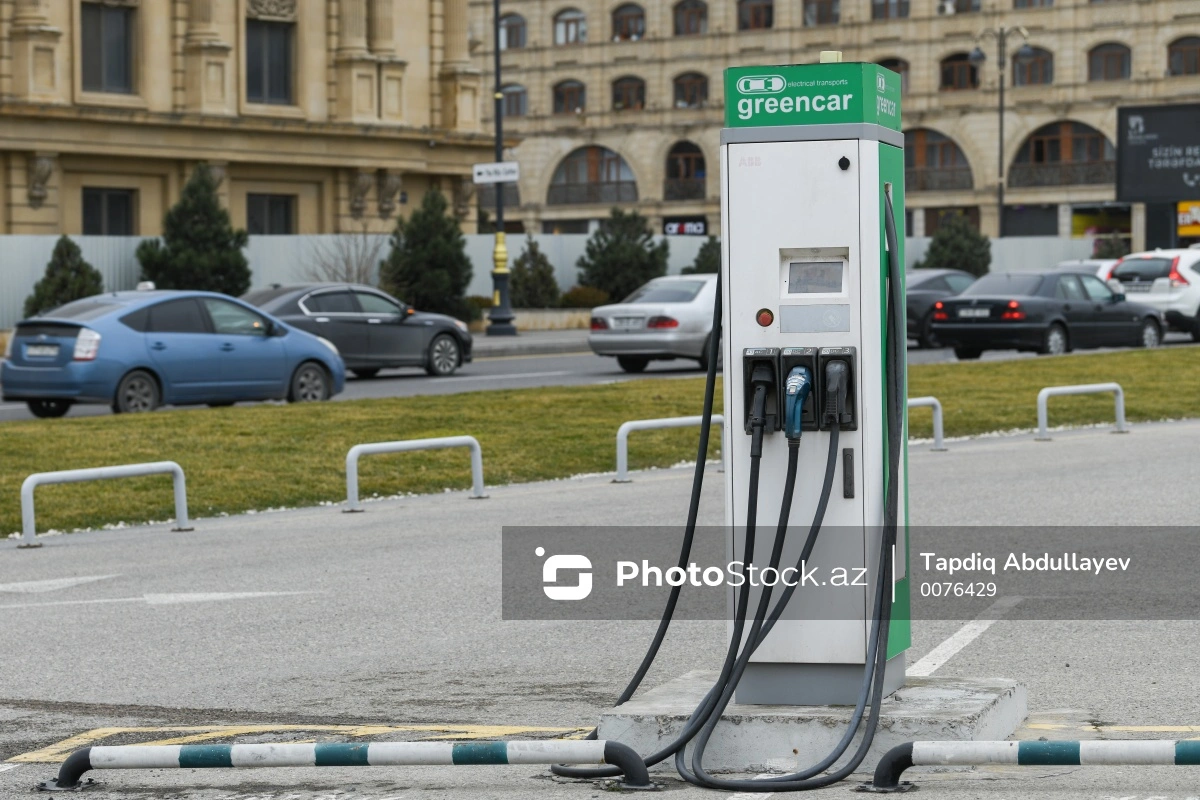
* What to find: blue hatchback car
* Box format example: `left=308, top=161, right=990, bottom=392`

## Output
left=2, top=290, right=345, bottom=417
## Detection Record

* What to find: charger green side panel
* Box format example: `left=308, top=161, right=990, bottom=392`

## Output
left=880, top=139, right=911, bottom=660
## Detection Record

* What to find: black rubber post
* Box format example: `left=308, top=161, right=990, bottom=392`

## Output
left=604, top=740, right=655, bottom=789
left=36, top=747, right=92, bottom=791
left=857, top=742, right=915, bottom=793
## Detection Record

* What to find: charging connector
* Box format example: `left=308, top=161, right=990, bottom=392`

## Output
left=747, top=362, right=776, bottom=457
left=784, top=366, right=813, bottom=441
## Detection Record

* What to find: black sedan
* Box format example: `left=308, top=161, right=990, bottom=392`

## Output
left=929, top=270, right=1163, bottom=360
left=243, top=284, right=473, bottom=378
left=906, top=269, right=978, bottom=348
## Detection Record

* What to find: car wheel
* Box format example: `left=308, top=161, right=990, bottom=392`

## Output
left=352, top=368, right=380, bottom=379
left=425, top=334, right=461, bottom=377
left=1039, top=323, right=1068, bottom=356
left=27, top=399, right=72, bottom=419
left=1139, top=318, right=1161, bottom=349
left=954, top=348, right=982, bottom=360
left=113, top=370, right=160, bottom=413
left=918, top=312, right=941, bottom=349
left=617, top=356, right=649, bottom=373
left=288, top=362, right=330, bottom=403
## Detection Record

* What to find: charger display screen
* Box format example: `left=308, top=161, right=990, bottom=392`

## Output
left=787, top=261, right=843, bottom=294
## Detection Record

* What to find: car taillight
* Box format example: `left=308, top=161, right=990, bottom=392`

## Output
left=1103, top=258, right=1122, bottom=280
left=73, top=328, right=101, bottom=361
left=1000, top=300, right=1025, bottom=321
left=647, top=316, right=679, bottom=329
left=1169, top=256, right=1189, bottom=288
left=932, top=301, right=948, bottom=321
left=590, top=317, right=608, bottom=330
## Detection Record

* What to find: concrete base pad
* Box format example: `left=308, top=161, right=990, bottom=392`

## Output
left=597, top=670, right=1027, bottom=774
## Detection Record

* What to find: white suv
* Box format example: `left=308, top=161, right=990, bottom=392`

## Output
left=1105, top=249, right=1200, bottom=341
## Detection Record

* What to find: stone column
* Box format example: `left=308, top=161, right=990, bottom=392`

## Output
left=184, top=0, right=233, bottom=114
left=369, top=0, right=395, bottom=56
left=1131, top=203, right=1147, bottom=253
left=339, top=0, right=370, bottom=56
left=443, top=0, right=470, bottom=68
left=11, top=0, right=62, bottom=103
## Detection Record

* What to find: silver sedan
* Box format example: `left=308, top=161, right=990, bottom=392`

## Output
left=587, top=274, right=718, bottom=373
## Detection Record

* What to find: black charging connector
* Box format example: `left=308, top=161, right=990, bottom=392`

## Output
left=818, top=347, right=857, bottom=430
left=742, top=348, right=780, bottom=435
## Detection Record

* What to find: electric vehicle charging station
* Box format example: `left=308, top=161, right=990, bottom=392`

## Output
left=720, top=55, right=910, bottom=706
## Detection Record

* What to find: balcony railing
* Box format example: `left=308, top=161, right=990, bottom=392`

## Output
left=477, top=184, right=521, bottom=208
left=1008, top=161, right=1116, bottom=188
left=546, top=181, right=639, bottom=205
left=663, top=178, right=707, bottom=201
left=906, top=167, right=973, bottom=192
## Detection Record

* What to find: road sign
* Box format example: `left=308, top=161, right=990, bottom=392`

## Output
left=473, top=162, right=520, bottom=185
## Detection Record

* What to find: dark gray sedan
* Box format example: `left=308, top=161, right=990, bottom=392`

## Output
left=243, top=284, right=473, bottom=378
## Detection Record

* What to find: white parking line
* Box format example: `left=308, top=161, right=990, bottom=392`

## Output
left=0, top=764, right=19, bottom=773
left=907, top=595, right=1023, bottom=677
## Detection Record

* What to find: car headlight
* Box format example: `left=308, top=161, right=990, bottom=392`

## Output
left=317, top=336, right=340, bottom=356
left=453, top=319, right=469, bottom=334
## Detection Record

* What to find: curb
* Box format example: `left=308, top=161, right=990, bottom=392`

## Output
left=473, top=339, right=592, bottom=359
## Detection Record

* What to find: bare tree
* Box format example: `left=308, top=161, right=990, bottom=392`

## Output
left=303, top=225, right=387, bottom=285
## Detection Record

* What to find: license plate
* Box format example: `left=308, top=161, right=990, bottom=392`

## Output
left=25, top=344, right=59, bottom=357
left=613, top=317, right=644, bottom=330
left=957, top=307, right=990, bottom=318
left=1123, top=284, right=1149, bottom=292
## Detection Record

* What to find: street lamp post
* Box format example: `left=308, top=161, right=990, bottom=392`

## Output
left=970, top=28, right=1033, bottom=239
left=487, top=0, right=517, bottom=336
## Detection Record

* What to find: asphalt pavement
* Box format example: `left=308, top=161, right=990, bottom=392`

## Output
left=2, top=420, right=1200, bottom=799
left=1, top=330, right=1194, bottom=422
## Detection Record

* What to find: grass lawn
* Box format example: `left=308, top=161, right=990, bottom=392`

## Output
left=3, top=345, right=1197, bottom=535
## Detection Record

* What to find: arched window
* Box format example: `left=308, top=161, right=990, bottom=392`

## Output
left=940, top=53, right=977, bottom=91
left=501, top=84, right=527, bottom=117
left=904, top=129, right=972, bottom=191
left=737, top=0, right=773, bottom=30
left=803, top=0, right=838, bottom=25
left=553, top=80, right=586, bottom=113
left=946, top=0, right=980, bottom=11
left=612, top=4, right=645, bottom=40
left=612, top=76, right=645, bottom=111
left=673, top=72, right=708, bottom=108
left=1013, top=47, right=1053, bottom=86
left=878, top=58, right=909, bottom=93
left=1169, top=37, right=1200, bottom=76
left=674, top=0, right=707, bottom=35
left=499, top=14, right=526, bottom=49
left=1013, top=0, right=1052, bottom=6
left=1088, top=43, right=1130, bottom=81
left=664, top=142, right=706, bottom=200
left=553, top=9, right=586, bottom=45
left=1010, top=121, right=1116, bottom=187
left=548, top=146, right=638, bottom=205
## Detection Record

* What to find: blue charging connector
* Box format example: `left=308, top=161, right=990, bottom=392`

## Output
left=784, top=366, right=813, bottom=441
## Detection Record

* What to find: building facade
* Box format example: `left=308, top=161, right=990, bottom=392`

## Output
left=471, top=0, right=1200, bottom=248
left=0, top=0, right=494, bottom=237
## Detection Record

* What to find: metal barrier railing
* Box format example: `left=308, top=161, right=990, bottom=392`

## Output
left=36, top=739, right=652, bottom=791
left=907, top=396, right=947, bottom=451
left=19, top=461, right=192, bottom=548
left=615, top=415, right=725, bottom=483
left=345, top=436, right=487, bottom=511
left=1036, top=382, right=1127, bottom=441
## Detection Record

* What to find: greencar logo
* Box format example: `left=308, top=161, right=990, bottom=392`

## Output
left=736, top=75, right=786, bottom=94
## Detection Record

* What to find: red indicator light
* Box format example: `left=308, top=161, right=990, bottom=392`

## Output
left=647, top=316, right=679, bottom=328
left=756, top=309, right=774, bottom=327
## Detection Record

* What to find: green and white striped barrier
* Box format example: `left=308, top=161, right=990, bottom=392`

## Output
left=862, top=740, right=1200, bottom=793
left=37, top=740, right=653, bottom=792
